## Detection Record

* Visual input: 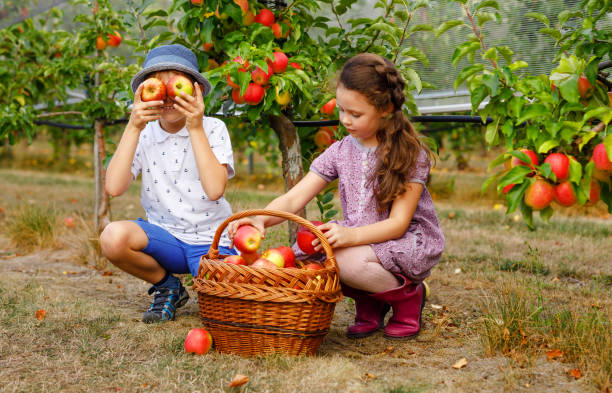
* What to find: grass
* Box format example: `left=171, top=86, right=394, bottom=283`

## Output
left=0, top=144, right=611, bottom=392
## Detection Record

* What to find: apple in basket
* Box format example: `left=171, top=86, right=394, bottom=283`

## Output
left=251, top=257, right=278, bottom=269
left=233, top=225, right=262, bottom=253
left=224, top=255, right=247, bottom=265
left=275, top=246, right=295, bottom=268
left=261, top=248, right=285, bottom=268
left=303, top=263, right=324, bottom=271
left=241, top=252, right=260, bottom=265
left=296, top=220, right=324, bottom=254
left=184, top=328, right=213, bottom=355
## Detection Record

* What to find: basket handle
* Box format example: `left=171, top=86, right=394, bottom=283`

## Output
left=208, top=209, right=339, bottom=275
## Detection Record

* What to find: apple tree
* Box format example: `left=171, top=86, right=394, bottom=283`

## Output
left=441, top=0, right=612, bottom=228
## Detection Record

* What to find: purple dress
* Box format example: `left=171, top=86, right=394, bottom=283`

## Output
left=305, top=135, right=445, bottom=282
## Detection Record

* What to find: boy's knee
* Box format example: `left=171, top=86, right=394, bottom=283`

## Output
left=99, top=222, right=131, bottom=257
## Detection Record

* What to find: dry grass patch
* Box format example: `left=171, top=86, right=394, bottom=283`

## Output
left=5, top=204, right=60, bottom=251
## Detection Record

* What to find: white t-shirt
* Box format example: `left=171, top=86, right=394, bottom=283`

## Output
left=130, top=117, right=234, bottom=247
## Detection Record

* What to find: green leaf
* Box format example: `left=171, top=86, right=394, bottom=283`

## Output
left=485, top=117, right=500, bottom=145
left=568, top=157, right=582, bottom=184
left=410, top=24, right=434, bottom=33
left=499, top=165, right=532, bottom=187
left=496, top=46, right=514, bottom=64
left=539, top=27, right=562, bottom=41
left=451, top=42, right=481, bottom=67
left=404, top=68, right=423, bottom=93
left=474, top=0, right=499, bottom=11
left=471, top=85, right=489, bottom=111
left=604, top=134, right=612, bottom=159
left=525, top=12, right=549, bottom=27
left=506, top=181, right=530, bottom=214
left=558, top=10, right=582, bottom=26
left=583, top=107, right=612, bottom=123
left=558, top=74, right=580, bottom=103
left=537, top=140, right=559, bottom=154
left=401, top=47, right=429, bottom=67
left=519, top=199, right=535, bottom=230
left=516, top=104, right=549, bottom=124
left=539, top=205, right=554, bottom=223
left=508, top=61, right=528, bottom=71
left=435, top=20, right=465, bottom=37
left=482, top=73, right=499, bottom=96
left=482, top=173, right=500, bottom=194
left=579, top=132, right=598, bottom=151
left=454, top=64, right=484, bottom=90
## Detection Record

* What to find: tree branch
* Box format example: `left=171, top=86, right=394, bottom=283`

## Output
left=462, top=4, right=497, bottom=69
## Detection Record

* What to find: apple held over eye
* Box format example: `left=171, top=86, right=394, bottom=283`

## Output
left=275, top=246, right=295, bottom=268
left=320, top=98, right=336, bottom=115
left=524, top=178, right=554, bottom=210
left=141, top=77, right=166, bottom=102
left=543, top=152, right=569, bottom=181
left=233, top=225, right=262, bottom=253
left=224, top=255, right=247, bottom=265
left=166, top=75, right=194, bottom=99
left=296, top=220, right=324, bottom=255
left=554, top=181, right=577, bottom=207
left=261, top=248, right=285, bottom=268
left=184, top=328, right=213, bottom=355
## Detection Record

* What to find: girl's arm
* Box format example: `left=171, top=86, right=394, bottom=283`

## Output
left=314, top=182, right=423, bottom=250
left=106, top=84, right=163, bottom=196
left=174, top=83, right=228, bottom=201
left=228, top=172, right=329, bottom=238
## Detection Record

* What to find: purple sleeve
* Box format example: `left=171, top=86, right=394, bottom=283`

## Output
left=309, top=140, right=341, bottom=182
left=408, top=148, right=430, bottom=185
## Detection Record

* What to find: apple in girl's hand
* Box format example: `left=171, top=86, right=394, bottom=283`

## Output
left=296, top=220, right=324, bottom=254
left=141, top=78, right=166, bottom=102
left=233, top=225, right=262, bottom=253
left=275, top=246, right=295, bottom=268
left=224, top=255, right=247, bottom=265
left=261, top=248, right=285, bottom=268
left=251, top=258, right=278, bottom=269
left=184, top=328, right=213, bottom=355
left=166, top=75, right=194, bottom=99
left=303, top=263, right=323, bottom=271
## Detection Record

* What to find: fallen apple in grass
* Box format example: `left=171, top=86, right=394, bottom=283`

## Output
left=233, top=225, right=262, bottom=253
left=184, top=328, right=213, bottom=355
left=141, top=77, right=166, bottom=102
left=64, top=217, right=75, bottom=228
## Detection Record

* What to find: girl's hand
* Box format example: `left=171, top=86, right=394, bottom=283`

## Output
left=227, top=217, right=266, bottom=241
left=173, top=82, right=205, bottom=132
left=128, top=84, right=163, bottom=131
left=312, top=222, right=356, bottom=251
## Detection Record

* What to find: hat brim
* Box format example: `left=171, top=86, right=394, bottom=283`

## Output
left=130, top=62, right=212, bottom=97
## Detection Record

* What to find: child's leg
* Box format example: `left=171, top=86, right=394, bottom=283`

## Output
left=99, top=220, right=166, bottom=284
left=334, top=245, right=400, bottom=293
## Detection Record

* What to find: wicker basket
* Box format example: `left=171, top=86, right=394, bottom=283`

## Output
left=193, top=209, right=342, bottom=356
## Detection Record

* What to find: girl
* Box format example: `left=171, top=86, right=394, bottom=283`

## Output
left=228, top=53, right=445, bottom=339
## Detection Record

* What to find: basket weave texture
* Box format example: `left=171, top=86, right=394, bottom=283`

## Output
left=193, top=209, right=342, bottom=356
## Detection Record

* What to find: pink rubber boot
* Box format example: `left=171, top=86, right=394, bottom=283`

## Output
left=370, top=275, right=426, bottom=339
left=341, top=283, right=390, bottom=338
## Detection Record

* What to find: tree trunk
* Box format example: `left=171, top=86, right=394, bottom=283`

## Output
left=93, top=119, right=111, bottom=234
left=269, top=113, right=305, bottom=243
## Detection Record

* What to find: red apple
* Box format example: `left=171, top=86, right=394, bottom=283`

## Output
left=511, top=149, right=539, bottom=176
left=554, top=181, right=576, bottom=207
left=289, top=62, right=301, bottom=70
left=296, top=220, right=324, bottom=255
left=233, top=225, right=262, bottom=253
left=202, top=42, right=214, bottom=51
left=261, top=248, right=285, bottom=268
left=96, top=36, right=106, bottom=50
left=242, top=10, right=256, bottom=25
left=314, top=129, right=333, bottom=149
left=166, top=75, right=194, bottom=98
left=275, top=246, right=295, bottom=268
left=184, top=328, right=213, bottom=355
left=303, top=263, right=323, bottom=271
left=64, top=217, right=75, bottom=228
left=271, top=23, right=282, bottom=38
left=251, top=65, right=272, bottom=85
left=592, top=143, right=612, bottom=171
left=243, top=83, right=265, bottom=105
left=191, top=0, right=204, bottom=5
left=232, top=88, right=245, bottom=104
left=141, top=77, right=166, bottom=102
left=577, top=75, right=594, bottom=99
left=241, top=252, right=260, bottom=265
left=608, top=91, right=612, bottom=108
left=589, top=180, right=600, bottom=204
left=524, top=178, right=555, bottom=210
left=254, top=8, right=275, bottom=27
left=107, top=31, right=121, bottom=47
left=320, top=98, right=336, bottom=115
left=592, top=167, right=611, bottom=182
left=544, top=152, right=570, bottom=181
left=269, top=52, right=288, bottom=73
left=224, top=255, right=247, bottom=265
left=233, top=56, right=250, bottom=72
left=232, top=0, right=249, bottom=13
left=251, top=257, right=278, bottom=269
left=502, top=183, right=515, bottom=194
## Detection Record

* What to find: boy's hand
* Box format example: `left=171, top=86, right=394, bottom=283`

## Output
left=173, top=82, right=205, bottom=132
left=312, top=222, right=356, bottom=251
left=128, top=84, right=163, bottom=131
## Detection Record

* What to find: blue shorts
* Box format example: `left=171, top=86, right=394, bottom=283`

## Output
left=133, top=218, right=237, bottom=277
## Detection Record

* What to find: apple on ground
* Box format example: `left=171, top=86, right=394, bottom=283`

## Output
left=554, top=181, right=576, bottom=207
left=233, top=225, right=262, bottom=253
left=592, top=143, right=612, bottom=171
left=269, top=52, right=288, bottom=73
left=107, top=31, right=121, bottom=47
left=166, top=75, right=194, bottom=99
left=64, top=217, right=75, bottom=228
left=321, top=98, right=336, bottom=115
left=524, top=178, right=555, bottom=210
left=243, top=83, right=265, bottom=105
left=224, top=255, right=247, bottom=265
left=296, top=220, right=324, bottom=255
left=254, top=8, right=275, bottom=26
left=184, top=328, right=213, bottom=355
left=141, top=77, right=166, bottom=102
left=261, top=248, right=285, bottom=268
left=251, top=257, right=278, bottom=269
left=543, top=152, right=569, bottom=181
left=275, top=246, right=295, bottom=268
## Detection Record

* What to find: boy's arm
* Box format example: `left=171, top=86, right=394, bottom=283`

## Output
left=106, top=84, right=163, bottom=196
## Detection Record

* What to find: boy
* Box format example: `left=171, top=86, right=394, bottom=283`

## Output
left=100, top=44, right=237, bottom=323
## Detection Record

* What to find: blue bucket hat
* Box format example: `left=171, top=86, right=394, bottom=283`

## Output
left=130, top=44, right=212, bottom=96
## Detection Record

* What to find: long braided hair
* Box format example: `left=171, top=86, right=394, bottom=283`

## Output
left=338, top=53, right=432, bottom=212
